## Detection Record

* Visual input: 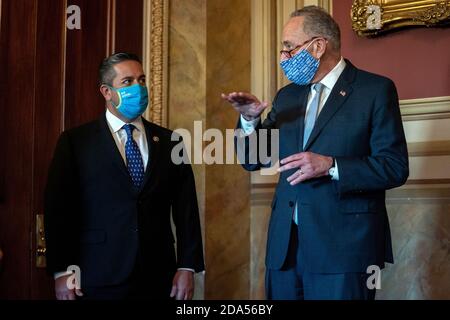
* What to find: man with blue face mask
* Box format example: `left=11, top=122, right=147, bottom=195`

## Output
left=222, top=6, right=408, bottom=300
left=45, top=53, right=204, bottom=300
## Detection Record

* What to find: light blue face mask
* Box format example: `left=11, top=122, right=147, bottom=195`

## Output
left=280, top=40, right=320, bottom=86
left=109, top=84, right=149, bottom=120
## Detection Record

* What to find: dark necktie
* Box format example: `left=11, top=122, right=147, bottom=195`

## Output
left=123, top=124, right=145, bottom=188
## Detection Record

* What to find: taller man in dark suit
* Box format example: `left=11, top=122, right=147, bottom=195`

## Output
left=45, top=53, right=204, bottom=300
left=222, top=6, right=408, bottom=300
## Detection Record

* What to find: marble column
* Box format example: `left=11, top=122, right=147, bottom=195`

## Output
left=168, top=0, right=252, bottom=299
left=205, top=0, right=252, bottom=299
left=168, top=0, right=207, bottom=299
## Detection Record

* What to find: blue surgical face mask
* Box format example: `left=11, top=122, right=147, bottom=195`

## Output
left=280, top=40, right=320, bottom=86
left=108, top=84, right=149, bottom=120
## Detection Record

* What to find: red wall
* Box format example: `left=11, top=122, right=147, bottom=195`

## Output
left=333, top=0, right=450, bottom=100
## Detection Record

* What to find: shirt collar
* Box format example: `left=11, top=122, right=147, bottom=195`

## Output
left=317, top=57, right=346, bottom=91
left=105, top=109, right=145, bottom=134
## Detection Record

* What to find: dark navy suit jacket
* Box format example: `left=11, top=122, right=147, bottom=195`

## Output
left=238, top=60, right=409, bottom=273
left=45, top=115, right=204, bottom=288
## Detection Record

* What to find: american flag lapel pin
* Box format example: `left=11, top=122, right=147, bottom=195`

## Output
left=340, top=90, right=346, bottom=97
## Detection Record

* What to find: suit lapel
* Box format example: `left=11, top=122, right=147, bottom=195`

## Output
left=98, top=115, right=162, bottom=193
left=140, top=119, right=161, bottom=191
left=304, top=60, right=356, bottom=151
left=98, top=115, right=132, bottom=184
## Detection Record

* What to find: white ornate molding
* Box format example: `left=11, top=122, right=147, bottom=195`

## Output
left=143, top=0, right=169, bottom=127
left=400, top=96, right=450, bottom=121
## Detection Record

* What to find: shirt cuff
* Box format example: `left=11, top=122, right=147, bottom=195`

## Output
left=177, top=268, right=195, bottom=273
left=331, top=159, right=339, bottom=181
left=240, top=115, right=260, bottom=135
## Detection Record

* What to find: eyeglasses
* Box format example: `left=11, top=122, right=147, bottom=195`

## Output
left=280, top=37, right=319, bottom=59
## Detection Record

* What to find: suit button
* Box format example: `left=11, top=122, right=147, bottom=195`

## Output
left=134, top=228, right=139, bottom=233
left=289, top=201, right=294, bottom=207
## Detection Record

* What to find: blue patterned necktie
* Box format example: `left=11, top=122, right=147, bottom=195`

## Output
left=123, top=124, right=145, bottom=188
left=303, top=83, right=324, bottom=149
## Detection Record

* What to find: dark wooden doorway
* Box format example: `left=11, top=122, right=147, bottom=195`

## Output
left=0, top=0, right=143, bottom=299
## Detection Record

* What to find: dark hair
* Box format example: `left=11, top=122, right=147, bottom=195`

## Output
left=98, top=52, right=141, bottom=86
left=291, top=6, right=341, bottom=52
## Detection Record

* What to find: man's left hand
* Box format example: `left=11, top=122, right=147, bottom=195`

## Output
left=170, top=270, right=195, bottom=300
left=278, top=152, right=333, bottom=185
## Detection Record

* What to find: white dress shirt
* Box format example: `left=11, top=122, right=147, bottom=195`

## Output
left=55, top=110, right=194, bottom=279
left=105, top=109, right=149, bottom=170
left=240, top=57, right=347, bottom=180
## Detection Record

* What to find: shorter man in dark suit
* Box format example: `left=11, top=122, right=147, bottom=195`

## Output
left=45, top=53, right=204, bottom=300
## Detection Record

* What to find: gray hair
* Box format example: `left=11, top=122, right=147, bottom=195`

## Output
left=291, top=6, right=341, bottom=52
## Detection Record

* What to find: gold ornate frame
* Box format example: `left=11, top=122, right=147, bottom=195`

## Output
left=352, top=0, right=450, bottom=36
left=143, top=0, right=169, bottom=126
